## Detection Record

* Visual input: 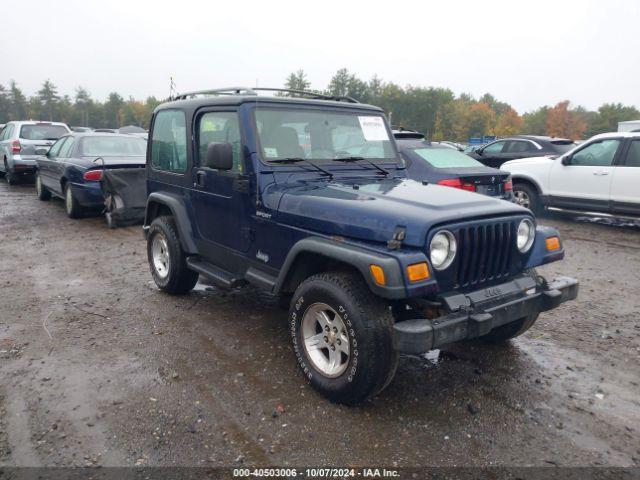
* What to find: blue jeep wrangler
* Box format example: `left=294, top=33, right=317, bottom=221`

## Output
left=143, top=87, right=578, bottom=404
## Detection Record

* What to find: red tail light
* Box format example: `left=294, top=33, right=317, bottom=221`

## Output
left=437, top=178, right=475, bottom=192
left=504, top=178, right=513, bottom=191
left=83, top=170, right=103, bottom=181
left=11, top=140, right=21, bottom=153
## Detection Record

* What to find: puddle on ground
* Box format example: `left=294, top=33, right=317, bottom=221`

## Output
left=574, top=216, right=640, bottom=229
left=422, top=349, right=441, bottom=364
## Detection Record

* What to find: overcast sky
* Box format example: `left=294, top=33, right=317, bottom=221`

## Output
left=1, top=0, right=638, bottom=113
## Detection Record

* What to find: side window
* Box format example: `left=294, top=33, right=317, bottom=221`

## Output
left=48, top=137, right=67, bottom=157
left=151, top=110, right=188, bottom=173
left=571, top=139, right=621, bottom=167
left=58, top=137, right=75, bottom=158
left=483, top=141, right=506, bottom=154
left=197, top=111, right=243, bottom=173
left=623, top=140, right=640, bottom=167
left=506, top=141, right=534, bottom=153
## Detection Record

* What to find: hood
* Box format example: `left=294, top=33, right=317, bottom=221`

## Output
left=270, top=177, right=529, bottom=247
left=502, top=156, right=556, bottom=168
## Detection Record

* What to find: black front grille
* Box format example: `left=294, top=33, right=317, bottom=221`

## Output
left=455, top=220, right=516, bottom=287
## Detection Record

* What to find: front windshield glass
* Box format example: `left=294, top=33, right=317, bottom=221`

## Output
left=413, top=147, right=484, bottom=168
left=254, top=108, right=396, bottom=162
left=80, top=136, right=147, bottom=157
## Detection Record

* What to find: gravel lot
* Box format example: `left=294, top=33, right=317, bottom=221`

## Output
left=1, top=180, right=639, bottom=469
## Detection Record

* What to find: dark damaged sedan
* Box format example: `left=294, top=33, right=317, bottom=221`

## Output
left=394, top=132, right=513, bottom=200
left=35, top=133, right=146, bottom=218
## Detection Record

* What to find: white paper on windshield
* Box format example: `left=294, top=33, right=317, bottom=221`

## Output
left=358, top=116, right=389, bottom=142
left=264, top=147, right=279, bottom=158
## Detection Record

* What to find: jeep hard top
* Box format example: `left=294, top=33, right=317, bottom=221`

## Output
left=143, top=87, right=578, bottom=404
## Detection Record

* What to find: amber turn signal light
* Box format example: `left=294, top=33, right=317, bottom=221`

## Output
left=370, top=264, right=386, bottom=286
left=407, top=262, right=430, bottom=282
left=546, top=236, right=561, bottom=252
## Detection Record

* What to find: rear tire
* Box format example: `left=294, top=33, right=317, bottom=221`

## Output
left=64, top=184, right=83, bottom=218
left=147, top=216, right=199, bottom=294
left=5, top=162, right=18, bottom=185
left=289, top=271, right=398, bottom=405
left=35, top=172, right=51, bottom=201
left=513, top=182, right=541, bottom=214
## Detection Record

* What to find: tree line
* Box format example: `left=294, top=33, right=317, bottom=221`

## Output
left=284, top=68, right=640, bottom=141
left=0, top=80, right=161, bottom=130
left=1, top=73, right=639, bottom=141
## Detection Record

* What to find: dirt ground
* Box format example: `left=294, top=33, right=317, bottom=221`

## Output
left=1, top=180, right=639, bottom=469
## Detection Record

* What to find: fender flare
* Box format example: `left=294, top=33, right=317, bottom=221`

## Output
left=511, top=174, right=544, bottom=194
left=144, top=192, right=198, bottom=254
left=274, top=237, right=407, bottom=299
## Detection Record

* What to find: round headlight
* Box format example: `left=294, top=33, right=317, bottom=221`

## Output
left=429, top=230, right=457, bottom=270
left=517, top=218, right=535, bottom=253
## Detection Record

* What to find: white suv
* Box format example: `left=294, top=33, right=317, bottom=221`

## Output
left=0, top=121, right=70, bottom=184
left=502, top=132, right=640, bottom=219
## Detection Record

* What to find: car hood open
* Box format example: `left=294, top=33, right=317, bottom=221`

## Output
left=269, top=177, right=529, bottom=247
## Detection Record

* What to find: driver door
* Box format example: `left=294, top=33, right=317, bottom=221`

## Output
left=547, top=138, right=622, bottom=212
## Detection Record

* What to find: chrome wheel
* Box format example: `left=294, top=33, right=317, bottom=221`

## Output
left=514, top=189, right=531, bottom=209
left=151, top=234, right=170, bottom=279
left=301, top=303, right=350, bottom=378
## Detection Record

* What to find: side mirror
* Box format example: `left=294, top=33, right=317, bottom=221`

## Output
left=475, top=148, right=483, bottom=155
left=204, top=142, right=233, bottom=170
left=35, top=147, right=49, bottom=156
left=561, top=156, right=571, bottom=166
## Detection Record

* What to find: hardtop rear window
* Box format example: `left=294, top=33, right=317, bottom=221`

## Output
left=413, top=148, right=484, bottom=168
left=19, top=124, right=68, bottom=141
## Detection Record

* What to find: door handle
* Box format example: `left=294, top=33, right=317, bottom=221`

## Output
left=592, top=171, right=609, bottom=176
left=195, top=170, right=206, bottom=188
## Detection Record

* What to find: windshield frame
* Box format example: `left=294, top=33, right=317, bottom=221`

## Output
left=249, top=103, right=401, bottom=167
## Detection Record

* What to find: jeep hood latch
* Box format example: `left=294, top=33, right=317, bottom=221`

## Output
left=387, top=227, right=406, bottom=250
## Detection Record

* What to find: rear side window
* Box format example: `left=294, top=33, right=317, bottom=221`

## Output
left=624, top=140, right=640, bottom=167
left=20, top=124, right=68, bottom=140
left=506, top=141, right=534, bottom=153
left=197, top=112, right=243, bottom=172
left=413, top=148, right=484, bottom=168
left=151, top=110, right=188, bottom=173
left=58, top=137, right=76, bottom=158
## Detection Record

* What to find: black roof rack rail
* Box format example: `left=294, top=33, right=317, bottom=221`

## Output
left=173, top=87, right=359, bottom=103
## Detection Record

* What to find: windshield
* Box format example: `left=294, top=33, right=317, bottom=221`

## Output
left=20, top=124, right=68, bottom=140
left=254, top=108, right=396, bottom=162
left=80, top=136, right=147, bottom=157
left=412, top=147, right=485, bottom=168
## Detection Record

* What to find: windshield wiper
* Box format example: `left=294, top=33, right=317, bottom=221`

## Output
left=269, top=157, right=333, bottom=178
left=333, top=156, right=390, bottom=176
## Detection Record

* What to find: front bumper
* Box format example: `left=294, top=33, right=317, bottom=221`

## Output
left=393, top=274, right=578, bottom=353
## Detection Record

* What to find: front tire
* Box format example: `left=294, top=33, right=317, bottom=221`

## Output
left=480, top=268, right=540, bottom=342
left=35, top=172, right=51, bottom=201
left=289, top=271, right=398, bottom=405
left=64, top=184, right=83, bottom=218
left=513, top=182, right=541, bottom=214
left=147, top=216, right=199, bottom=294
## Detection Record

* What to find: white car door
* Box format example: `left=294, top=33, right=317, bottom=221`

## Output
left=547, top=138, right=622, bottom=212
left=610, top=138, right=640, bottom=216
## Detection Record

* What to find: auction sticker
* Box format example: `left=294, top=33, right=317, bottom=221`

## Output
left=358, top=116, right=389, bottom=141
